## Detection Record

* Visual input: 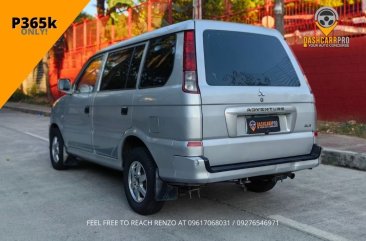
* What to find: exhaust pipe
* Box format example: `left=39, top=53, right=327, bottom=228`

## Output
left=274, top=172, right=295, bottom=182
left=288, top=173, right=295, bottom=179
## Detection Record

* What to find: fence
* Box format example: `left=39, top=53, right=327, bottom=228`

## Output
left=54, top=0, right=172, bottom=79
left=49, top=0, right=366, bottom=102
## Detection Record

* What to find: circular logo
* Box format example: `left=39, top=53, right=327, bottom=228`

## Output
left=315, top=7, right=338, bottom=28
left=249, top=120, right=257, bottom=132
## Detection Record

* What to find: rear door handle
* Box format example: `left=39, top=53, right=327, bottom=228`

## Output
left=121, top=107, right=128, bottom=115
left=84, top=106, right=90, bottom=114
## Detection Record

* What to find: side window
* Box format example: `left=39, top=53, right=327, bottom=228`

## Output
left=126, top=45, right=145, bottom=89
left=140, top=34, right=176, bottom=88
left=76, top=56, right=103, bottom=93
left=100, top=48, right=133, bottom=91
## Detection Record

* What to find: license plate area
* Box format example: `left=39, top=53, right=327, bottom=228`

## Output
left=247, top=116, right=280, bottom=134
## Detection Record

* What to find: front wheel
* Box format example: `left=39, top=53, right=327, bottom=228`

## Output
left=123, top=147, right=164, bottom=215
left=245, top=176, right=277, bottom=193
left=49, top=128, right=68, bottom=170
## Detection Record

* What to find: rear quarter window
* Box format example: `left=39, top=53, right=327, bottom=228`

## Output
left=203, top=30, right=300, bottom=87
left=139, top=34, right=176, bottom=88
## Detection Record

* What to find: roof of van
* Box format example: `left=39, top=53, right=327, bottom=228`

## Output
left=96, top=20, right=280, bottom=54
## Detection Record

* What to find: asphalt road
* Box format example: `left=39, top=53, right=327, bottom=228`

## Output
left=0, top=108, right=365, bottom=241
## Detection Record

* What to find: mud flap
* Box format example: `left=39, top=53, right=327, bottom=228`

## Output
left=155, top=171, right=178, bottom=201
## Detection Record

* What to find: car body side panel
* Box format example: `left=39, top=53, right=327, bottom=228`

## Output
left=128, top=31, right=203, bottom=175
left=62, top=93, right=94, bottom=152
left=93, top=90, right=135, bottom=159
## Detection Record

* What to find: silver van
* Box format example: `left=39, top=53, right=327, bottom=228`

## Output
left=50, top=20, right=321, bottom=215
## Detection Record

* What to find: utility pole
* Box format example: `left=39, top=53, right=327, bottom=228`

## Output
left=193, top=0, right=202, bottom=19
left=224, top=0, right=229, bottom=15
left=274, top=0, right=284, bottom=35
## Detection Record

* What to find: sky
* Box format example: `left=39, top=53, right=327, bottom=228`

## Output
left=82, top=0, right=98, bottom=16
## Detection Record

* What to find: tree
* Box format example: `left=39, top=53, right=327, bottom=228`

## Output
left=171, top=0, right=193, bottom=23
left=74, top=12, right=94, bottom=23
left=97, top=0, right=106, bottom=16
left=203, top=0, right=226, bottom=19
left=107, top=0, right=134, bottom=21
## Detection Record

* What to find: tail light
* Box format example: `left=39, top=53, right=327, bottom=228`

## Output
left=183, top=31, right=199, bottom=94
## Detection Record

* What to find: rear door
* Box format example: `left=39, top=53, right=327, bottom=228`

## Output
left=92, top=44, right=146, bottom=159
left=195, top=22, right=316, bottom=166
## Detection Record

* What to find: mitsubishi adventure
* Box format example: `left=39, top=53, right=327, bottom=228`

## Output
left=50, top=20, right=321, bottom=215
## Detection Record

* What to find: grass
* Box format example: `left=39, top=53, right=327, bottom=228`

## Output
left=318, top=120, right=366, bottom=139
left=9, top=89, right=51, bottom=106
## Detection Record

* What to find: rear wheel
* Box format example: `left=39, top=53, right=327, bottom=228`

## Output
left=245, top=176, right=277, bottom=193
left=123, top=147, right=164, bottom=215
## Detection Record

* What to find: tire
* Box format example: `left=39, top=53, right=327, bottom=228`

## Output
left=49, top=128, right=68, bottom=170
left=245, top=176, right=277, bottom=193
left=123, top=147, right=164, bottom=215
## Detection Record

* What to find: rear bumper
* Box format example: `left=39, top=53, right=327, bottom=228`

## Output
left=161, top=144, right=321, bottom=184
left=205, top=144, right=322, bottom=173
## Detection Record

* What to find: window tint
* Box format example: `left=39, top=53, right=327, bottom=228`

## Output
left=126, top=45, right=145, bottom=89
left=76, top=56, right=103, bottom=93
left=203, top=30, right=300, bottom=87
left=140, top=34, right=176, bottom=88
left=100, top=48, right=133, bottom=91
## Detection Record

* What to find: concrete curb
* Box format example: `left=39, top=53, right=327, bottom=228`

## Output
left=3, top=104, right=51, bottom=116
left=321, top=148, right=366, bottom=171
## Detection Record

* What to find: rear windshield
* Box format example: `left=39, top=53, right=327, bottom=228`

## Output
left=203, top=30, right=300, bottom=87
